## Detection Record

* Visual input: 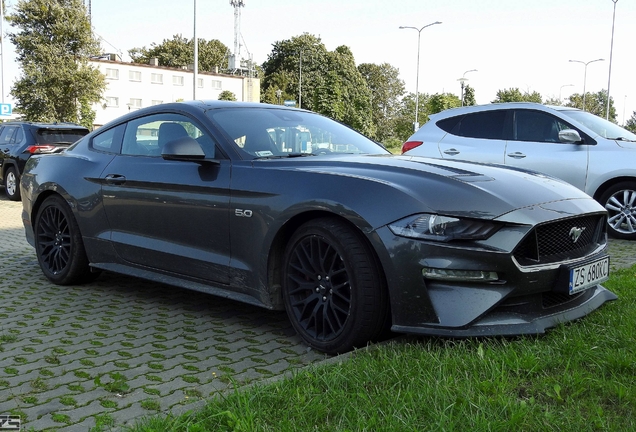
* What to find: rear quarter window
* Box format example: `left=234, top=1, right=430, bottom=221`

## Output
left=440, top=111, right=507, bottom=140
left=436, top=116, right=462, bottom=134
left=90, top=124, right=125, bottom=153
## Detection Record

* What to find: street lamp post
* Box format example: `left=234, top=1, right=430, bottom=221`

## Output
left=458, top=69, right=477, bottom=106
left=298, top=51, right=302, bottom=109
left=569, top=58, right=604, bottom=111
left=559, top=84, right=574, bottom=102
left=606, top=0, right=618, bottom=120
left=193, top=0, right=198, bottom=100
left=0, top=0, right=5, bottom=104
left=399, top=21, right=442, bottom=131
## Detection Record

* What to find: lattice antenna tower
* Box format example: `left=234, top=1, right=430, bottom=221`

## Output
left=229, top=0, right=245, bottom=70
left=83, top=0, right=92, bottom=26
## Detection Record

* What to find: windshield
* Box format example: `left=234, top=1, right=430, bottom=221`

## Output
left=559, top=110, right=636, bottom=141
left=206, top=107, right=389, bottom=158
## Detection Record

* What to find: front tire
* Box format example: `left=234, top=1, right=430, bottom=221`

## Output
left=34, top=195, right=98, bottom=285
left=283, top=218, right=389, bottom=354
left=4, top=167, right=21, bottom=201
left=600, top=181, right=636, bottom=240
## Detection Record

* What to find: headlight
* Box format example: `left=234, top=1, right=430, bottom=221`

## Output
left=388, top=214, right=499, bottom=242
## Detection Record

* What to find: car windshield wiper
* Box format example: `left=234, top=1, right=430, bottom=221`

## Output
left=253, top=153, right=316, bottom=160
left=286, top=152, right=315, bottom=157
left=609, top=137, right=636, bottom=142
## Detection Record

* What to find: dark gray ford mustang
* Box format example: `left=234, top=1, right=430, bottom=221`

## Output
left=20, top=101, right=616, bottom=354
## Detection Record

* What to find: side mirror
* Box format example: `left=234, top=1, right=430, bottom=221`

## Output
left=558, top=129, right=583, bottom=144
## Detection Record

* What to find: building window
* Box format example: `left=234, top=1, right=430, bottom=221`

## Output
left=129, top=71, right=142, bottom=82
left=105, top=68, right=119, bottom=79
left=128, top=98, right=142, bottom=109
left=211, top=80, right=222, bottom=90
left=106, top=97, right=119, bottom=107
left=197, top=78, right=204, bottom=88
left=151, top=73, right=163, bottom=84
left=151, top=100, right=163, bottom=106
left=172, top=76, right=184, bottom=86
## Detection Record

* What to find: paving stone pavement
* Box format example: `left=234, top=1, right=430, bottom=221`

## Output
left=2, top=194, right=636, bottom=431
left=0, top=197, right=327, bottom=431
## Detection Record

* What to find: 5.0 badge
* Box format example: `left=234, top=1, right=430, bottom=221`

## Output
left=235, top=209, right=253, bottom=218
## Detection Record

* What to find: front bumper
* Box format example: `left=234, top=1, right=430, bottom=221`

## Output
left=392, top=284, right=616, bottom=337
left=375, top=204, right=617, bottom=337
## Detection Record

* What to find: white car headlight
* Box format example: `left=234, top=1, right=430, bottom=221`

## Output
left=388, top=214, right=499, bottom=242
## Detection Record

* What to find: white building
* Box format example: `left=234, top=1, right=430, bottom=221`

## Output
left=90, top=58, right=260, bottom=127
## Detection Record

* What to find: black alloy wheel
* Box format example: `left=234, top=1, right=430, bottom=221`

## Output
left=283, top=218, right=388, bottom=354
left=34, top=195, right=98, bottom=285
left=600, top=181, right=636, bottom=240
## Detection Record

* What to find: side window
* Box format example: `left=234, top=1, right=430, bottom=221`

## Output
left=514, top=110, right=571, bottom=143
left=455, top=111, right=507, bottom=139
left=13, top=127, right=25, bottom=143
left=91, top=124, right=125, bottom=153
left=0, top=126, right=18, bottom=145
left=121, top=113, right=216, bottom=158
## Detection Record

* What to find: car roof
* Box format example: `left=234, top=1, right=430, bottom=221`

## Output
left=429, top=102, right=582, bottom=120
left=94, top=100, right=310, bottom=132
left=2, top=121, right=88, bottom=129
left=156, top=100, right=300, bottom=111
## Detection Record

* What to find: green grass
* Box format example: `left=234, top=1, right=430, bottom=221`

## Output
left=127, top=265, right=636, bottom=432
left=95, top=372, right=131, bottom=394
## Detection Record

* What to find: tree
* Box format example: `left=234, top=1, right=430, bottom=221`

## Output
left=7, top=0, right=106, bottom=127
left=544, top=97, right=563, bottom=106
left=492, top=88, right=542, bottom=103
left=393, top=92, right=430, bottom=141
left=462, top=84, right=476, bottom=106
left=428, top=92, right=461, bottom=115
left=261, top=34, right=372, bottom=135
left=261, top=33, right=330, bottom=111
left=358, top=62, right=406, bottom=142
left=565, top=90, right=617, bottom=122
left=313, top=46, right=373, bottom=135
left=129, top=35, right=230, bottom=72
left=625, top=111, right=636, bottom=133
left=218, top=90, right=236, bottom=101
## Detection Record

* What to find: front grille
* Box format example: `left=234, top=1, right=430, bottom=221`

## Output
left=493, top=290, right=588, bottom=314
left=542, top=291, right=585, bottom=308
left=514, top=215, right=606, bottom=266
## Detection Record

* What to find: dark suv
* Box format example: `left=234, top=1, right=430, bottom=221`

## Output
left=0, top=122, right=90, bottom=200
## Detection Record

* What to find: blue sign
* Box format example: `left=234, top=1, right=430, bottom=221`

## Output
left=283, top=100, right=296, bottom=107
left=0, top=103, right=12, bottom=116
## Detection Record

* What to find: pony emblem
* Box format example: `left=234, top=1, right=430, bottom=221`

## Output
left=569, top=226, right=586, bottom=243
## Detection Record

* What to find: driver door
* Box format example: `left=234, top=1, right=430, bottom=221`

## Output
left=100, top=112, right=232, bottom=284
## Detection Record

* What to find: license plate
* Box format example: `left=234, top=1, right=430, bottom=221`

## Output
left=569, top=257, right=610, bottom=294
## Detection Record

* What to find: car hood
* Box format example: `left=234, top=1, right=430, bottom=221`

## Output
left=278, top=154, right=597, bottom=221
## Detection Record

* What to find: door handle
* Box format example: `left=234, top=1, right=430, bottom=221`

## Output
left=443, top=148, right=460, bottom=156
left=507, top=152, right=526, bottom=159
left=104, top=174, right=127, bottom=185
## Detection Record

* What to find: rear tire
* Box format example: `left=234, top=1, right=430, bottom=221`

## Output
left=34, top=195, right=99, bottom=285
left=599, top=181, right=636, bottom=240
left=4, top=167, right=21, bottom=201
left=282, top=217, right=389, bottom=354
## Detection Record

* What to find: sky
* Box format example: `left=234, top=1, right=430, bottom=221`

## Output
left=1, top=0, right=635, bottom=124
